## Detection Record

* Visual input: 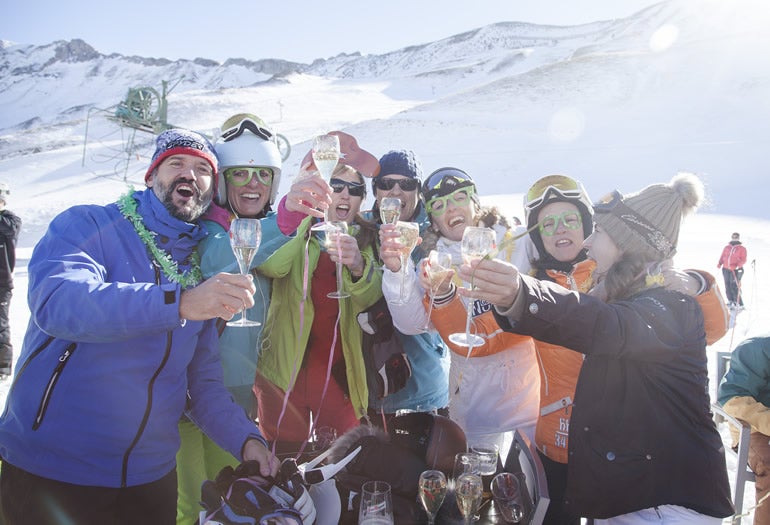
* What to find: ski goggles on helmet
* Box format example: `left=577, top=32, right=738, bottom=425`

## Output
left=426, top=187, right=475, bottom=216
left=538, top=210, right=582, bottom=236
left=423, top=167, right=475, bottom=202
left=594, top=190, right=675, bottom=257
left=221, top=116, right=274, bottom=143
left=374, top=177, right=420, bottom=192
left=524, top=175, right=584, bottom=212
left=224, top=167, right=274, bottom=187
left=330, top=177, right=366, bottom=197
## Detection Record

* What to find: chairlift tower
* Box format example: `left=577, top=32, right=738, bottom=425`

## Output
left=83, top=78, right=292, bottom=180
left=82, top=79, right=181, bottom=180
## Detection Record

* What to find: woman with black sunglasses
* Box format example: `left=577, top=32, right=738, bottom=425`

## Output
left=254, top=138, right=383, bottom=453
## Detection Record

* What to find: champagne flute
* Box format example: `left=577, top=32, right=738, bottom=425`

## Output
left=418, top=470, right=448, bottom=525
left=455, top=473, right=483, bottom=525
left=421, top=250, right=454, bottom=332
left=324, top=221, right=351, bottom=299
left=379, top=197, right=401, bottom=225
left=448, top=226, right=496, bottom=347
left=227, top=218, right=262, bottom=327
left=310, top=133, right=340, bottom=232
left=391, top=221, right=420, bottom=306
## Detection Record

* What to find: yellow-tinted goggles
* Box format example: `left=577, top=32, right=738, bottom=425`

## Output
left=224, top=167, right=273, bottom=187
left=524, top=175, right=582, bottom=211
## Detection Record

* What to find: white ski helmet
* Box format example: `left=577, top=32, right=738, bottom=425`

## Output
left=214, top=114, right=282, bottom=207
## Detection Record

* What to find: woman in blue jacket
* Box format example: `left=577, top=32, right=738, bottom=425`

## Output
left=175, top=114, right=324, bottom=524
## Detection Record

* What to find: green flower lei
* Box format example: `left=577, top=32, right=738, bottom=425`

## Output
left=117, top=190, right=203, bottom=289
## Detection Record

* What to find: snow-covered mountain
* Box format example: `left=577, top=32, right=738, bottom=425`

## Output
left=1, top=5, right=769, bottom=519
left=1, top=0, right=768, bottom=248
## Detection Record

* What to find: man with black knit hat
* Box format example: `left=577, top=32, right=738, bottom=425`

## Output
left=361, top=149, right=449, bottom=428
left=0, top=128, right=286, bottom=524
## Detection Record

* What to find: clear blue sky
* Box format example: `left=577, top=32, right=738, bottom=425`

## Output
left=3, top=0, right=660, bottom=63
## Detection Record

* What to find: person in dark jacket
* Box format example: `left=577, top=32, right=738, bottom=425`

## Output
left=0, top=182, right=21, bottom=378
left=455, top=173, right=733, bottom=523
left=0, top=129, right=292, bottom=525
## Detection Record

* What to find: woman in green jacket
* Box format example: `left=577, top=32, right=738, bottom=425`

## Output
left=255, top=150, right=382, bottom=448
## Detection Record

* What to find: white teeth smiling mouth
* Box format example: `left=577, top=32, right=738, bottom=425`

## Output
left=448, top=216, right=465, bottom=227
left=241, top=192, right=262, bottom=200
left=174, top=181, right=195, bottom=198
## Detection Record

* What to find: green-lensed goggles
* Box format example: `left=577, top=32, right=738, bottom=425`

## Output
left=426, top=187, right=474, bottom=216
left=538, top=211, right=582, bottom=236
left=224, top=167, right=273, bottom=187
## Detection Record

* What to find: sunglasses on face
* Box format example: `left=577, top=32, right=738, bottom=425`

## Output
left=538, top=211, right=582, bottom=236
left=220, top=117, right=273, bottom=142
left=330, top=178, right=366, bottom=197
left=374, top=177, right=419, bottom=192
left=224, top=167, right=273, bottom=187
left=524, top=175, right=583, bottom=211
left=426, top=187, right=474, bottom=216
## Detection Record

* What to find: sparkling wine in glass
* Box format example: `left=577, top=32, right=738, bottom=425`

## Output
left=448, top=226, right=496, bottom=347
left=227, top=218, right=262, bottom=327
left=418, top=470, right=448, bottom=525
left=310, top=134, right=340, bottom=232
left=421, top=250, right=454, bottom=332
left=379, top=197, right=401, bottom=225
left=323, top=221, right=351, bottom=299
left=391, top=221, right=420, bottom=305
left=455, top=473, right=483, bottom=525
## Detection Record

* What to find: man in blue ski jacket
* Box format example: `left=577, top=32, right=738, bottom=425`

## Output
left=0, top=129, right=281, bottom=525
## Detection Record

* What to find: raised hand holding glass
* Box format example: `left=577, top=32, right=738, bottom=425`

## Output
left=421, top=250, right=453, bottom=332
left=310, top=133, right=340, bottom=232
left=449, top=226, right=496, bottom=347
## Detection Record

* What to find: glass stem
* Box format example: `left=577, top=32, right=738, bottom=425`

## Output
left=424, top=288, right=436, bottom=331
left=399, top=256, right=407, bottom=301
left=336, top=260, right=345, bottom=296
left=464, top=297, right=473, bottom=340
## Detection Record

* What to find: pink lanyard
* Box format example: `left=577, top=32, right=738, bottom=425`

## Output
left=271, top=232, right=342, bottom=459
